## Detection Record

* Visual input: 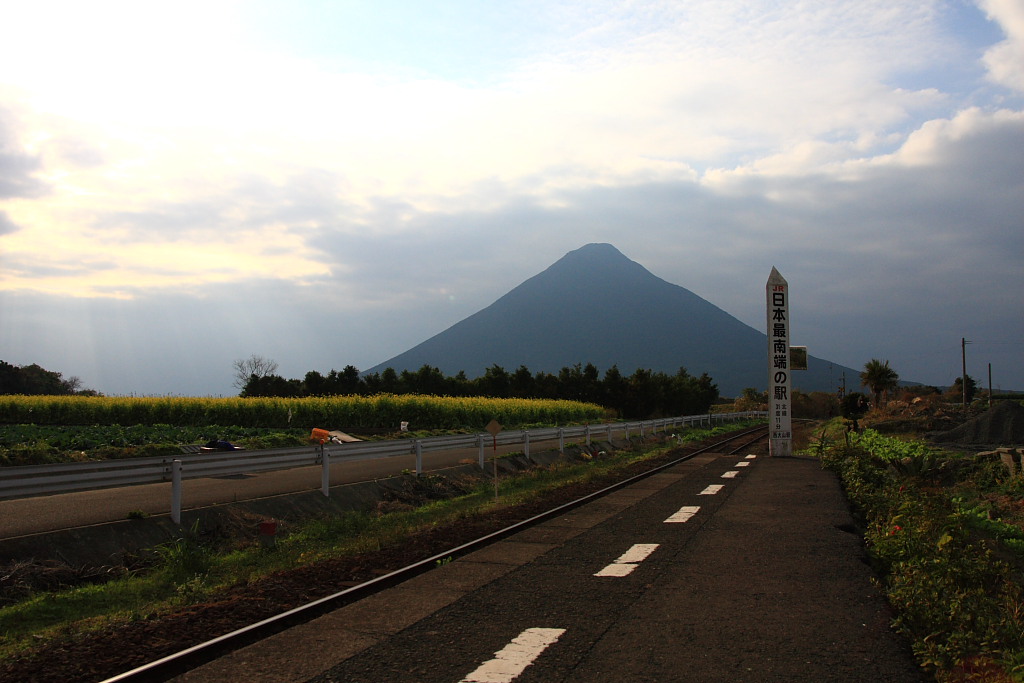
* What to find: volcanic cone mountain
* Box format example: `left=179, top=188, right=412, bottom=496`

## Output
left=366, top=243, right=855, bottom=397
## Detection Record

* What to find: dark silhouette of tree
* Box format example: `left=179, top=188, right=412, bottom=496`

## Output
left=860, top=359, right=899, bottom=407
left=379, top=367, right=400, bottom=393
left=532, top=371, right=560, bottom=399
left=0, top=361, right=90, bottom=395
left=601, top=365, right=627, bottom=414
left=232, top=355, right=278, bottom=391
left=948, top=375, right=977, bottom=403
left=841, top=392, right=869, bottom=419
left=240, top=374, right=302, bottom=397
left=451, top=371, right=471, bottom=396
left=337, top=365, right=363, bottom=394
left=237, top=360, right=720, bottom=418
left=477, top=365, right=511, bottom=398
left=406, top=365, right=447, bottom=395
left=304, top=370, right=328, bottom=396
left=510, top=366, right=536, bottom=398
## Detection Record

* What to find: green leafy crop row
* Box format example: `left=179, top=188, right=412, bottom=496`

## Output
left=820, top=428, right=1024, bottom=680
left=0, top=424, right=309, bottom=467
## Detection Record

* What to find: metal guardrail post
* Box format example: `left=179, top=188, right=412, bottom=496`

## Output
left=415, top=440, right=423, bottom=476
left=171, top=459, right=182, bottom=525
left=320, top=445, right=330, bottom=497
left=0, top=411, right=764, bottom=502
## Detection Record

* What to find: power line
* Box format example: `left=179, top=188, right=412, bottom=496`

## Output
left=961, top=339, right=1024, bottom=345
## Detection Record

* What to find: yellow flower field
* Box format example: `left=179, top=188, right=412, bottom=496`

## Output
left=0, top=394, right=605, bottom=430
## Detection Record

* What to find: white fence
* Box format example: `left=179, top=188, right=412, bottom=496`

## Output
left=0, top=412, right=764, bottom=523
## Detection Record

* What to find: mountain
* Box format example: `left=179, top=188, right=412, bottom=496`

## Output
left=365, top=243, right=859, bottom=397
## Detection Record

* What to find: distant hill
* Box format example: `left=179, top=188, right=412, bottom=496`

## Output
left=365, top=243, right=859, bottom=397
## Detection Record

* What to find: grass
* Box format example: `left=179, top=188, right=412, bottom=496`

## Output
left=0, top=422, right=753, bottom=660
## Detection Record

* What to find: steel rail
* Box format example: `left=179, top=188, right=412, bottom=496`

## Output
left=100, top=424, right=768, bottom=683
left=723, top=431, right=770, bottom=456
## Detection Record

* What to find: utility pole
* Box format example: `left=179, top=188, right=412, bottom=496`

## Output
left=961, top=337, right=968, bottom=408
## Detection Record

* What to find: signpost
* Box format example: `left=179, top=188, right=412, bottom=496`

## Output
left=766, top=267, right=792, bottom=457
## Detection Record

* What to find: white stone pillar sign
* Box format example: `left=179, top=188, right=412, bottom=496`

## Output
left=766, top=267, right=792, bottom=456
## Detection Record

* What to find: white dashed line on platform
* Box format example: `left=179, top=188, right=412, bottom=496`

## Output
left=745, top=454, right=757, bottom=459
left=735, top=461, right=750, bottom=467
left=721, top=470, right=738, bottom=479
left=699, top=484, right=724, bottom=495
left=664, top=505, right=700, bottom=523
left=459, top=627, right=566, bottom=683
left=594, top=543, right=660, bottom=577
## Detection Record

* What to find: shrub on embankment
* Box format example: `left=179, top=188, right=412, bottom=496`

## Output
left=818, top=425, right=1024, bottom=680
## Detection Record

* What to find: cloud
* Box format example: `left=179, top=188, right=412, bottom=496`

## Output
left=979, top=0, right=1024, bottom=92
left=3, top=21, right=952, bottom=299
left=0, top=105, right=48, bottom=199
left=310, top=104, right=1024, bottom=344
left=1, top=1, right=1022, bottom=394
left=0, top=210, right=20, bottom=236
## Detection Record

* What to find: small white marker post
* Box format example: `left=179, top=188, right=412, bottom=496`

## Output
left=486, top=419, right=503, bottom=500
left=766, top=267, right=793, bottom=457
left=171, top=459, right=182, bottom=525
left=321, top=442, right=330, bottom=496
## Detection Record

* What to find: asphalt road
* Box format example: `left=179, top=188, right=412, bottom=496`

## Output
left=0, top=439, right=562, bottom=539
left=175, top=451, right=925, bottom=683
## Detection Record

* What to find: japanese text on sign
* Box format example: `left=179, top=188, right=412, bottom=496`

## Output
left=766, top=268, right=792, bottom=456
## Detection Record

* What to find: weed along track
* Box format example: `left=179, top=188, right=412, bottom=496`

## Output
left=1, top=424, right=770, bottom=683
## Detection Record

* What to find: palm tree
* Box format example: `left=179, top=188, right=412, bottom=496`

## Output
left=860, top=359, right=899, bottom=408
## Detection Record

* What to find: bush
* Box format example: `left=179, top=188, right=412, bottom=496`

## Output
left=821, top=430, right=1024, bottom=677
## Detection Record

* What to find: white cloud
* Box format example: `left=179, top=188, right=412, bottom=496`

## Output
left=1, top=0, right=1022, bottom=394
left=979, top=0, right=1024, bottom=92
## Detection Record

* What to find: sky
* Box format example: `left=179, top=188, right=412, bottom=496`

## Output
left=1, top=0, right=1022, bottom=397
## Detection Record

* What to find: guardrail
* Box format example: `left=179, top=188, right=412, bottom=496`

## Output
left=0, top=411, right=764, bottom=523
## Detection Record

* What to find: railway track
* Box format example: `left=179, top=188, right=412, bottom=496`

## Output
left=85, top=424, right=767, bottom=682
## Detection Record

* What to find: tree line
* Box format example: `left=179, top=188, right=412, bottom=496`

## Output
left=237, top=358, right=719, bottom=419
left=0, top=361, right=96, bottom=396
left=858, top=358, right=980, bottom=407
